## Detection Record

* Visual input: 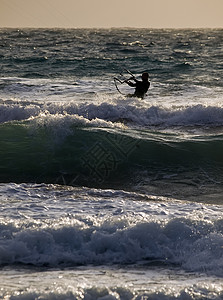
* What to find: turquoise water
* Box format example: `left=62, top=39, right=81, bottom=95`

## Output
left=0, top=28, right=223, bottom=299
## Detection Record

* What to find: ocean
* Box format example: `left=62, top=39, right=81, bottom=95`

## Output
left=0, top=28, right=223, bottom=299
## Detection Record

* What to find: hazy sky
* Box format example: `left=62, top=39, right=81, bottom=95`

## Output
left=0, top=0, right=223, bottom=28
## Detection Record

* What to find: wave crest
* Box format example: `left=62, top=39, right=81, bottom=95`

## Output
left=1, top=101, right=223, bottom=127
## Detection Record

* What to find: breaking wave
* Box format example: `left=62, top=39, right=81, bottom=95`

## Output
left=0, top=213, right=223, bottom=277
left=0, top=109, right=223, bottom=186
left=1, top=101, right=223, bottom=127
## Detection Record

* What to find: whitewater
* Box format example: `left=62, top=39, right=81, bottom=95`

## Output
left=0, top=28, right=223, bottom=299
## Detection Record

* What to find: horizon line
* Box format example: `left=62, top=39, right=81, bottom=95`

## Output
left=0, top=26, right=223, bottom=30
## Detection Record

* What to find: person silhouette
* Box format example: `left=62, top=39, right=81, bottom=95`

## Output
left=125, top=72, right=150, bottom=99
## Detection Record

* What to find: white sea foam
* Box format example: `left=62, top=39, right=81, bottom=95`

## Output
left=0, top=184, right=222, bottom=276
left=1, top=100, right=223, bottom=128
left=1, top=216, right=222, bottom=275
left=1, top=284, right=223, bottom=300
left=0, top=103, right=40, bottom=123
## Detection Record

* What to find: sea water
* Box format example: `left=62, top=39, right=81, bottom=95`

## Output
left=0, top=28, right=223, bottom=299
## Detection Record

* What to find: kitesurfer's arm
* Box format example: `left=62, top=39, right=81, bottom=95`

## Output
left=125, top=77, right=138, bottom=87
left=125, top=80, right=136, bottom=87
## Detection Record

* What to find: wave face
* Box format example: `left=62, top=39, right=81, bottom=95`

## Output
left=1, top=112, right=223, bottom=194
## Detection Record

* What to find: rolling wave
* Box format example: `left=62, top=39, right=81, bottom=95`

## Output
left=0, top=112, right=223, bottom=186
left=1, top=101, right=223, bottom=127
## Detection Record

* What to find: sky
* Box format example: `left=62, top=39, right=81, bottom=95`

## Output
left=0, top=0, right=223, bottom=28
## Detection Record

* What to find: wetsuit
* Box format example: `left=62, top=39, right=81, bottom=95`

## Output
left=127, top=79, right=150, bottom=99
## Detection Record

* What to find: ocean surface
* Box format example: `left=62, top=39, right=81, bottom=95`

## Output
left=0, top=28, right=223, bottom=299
